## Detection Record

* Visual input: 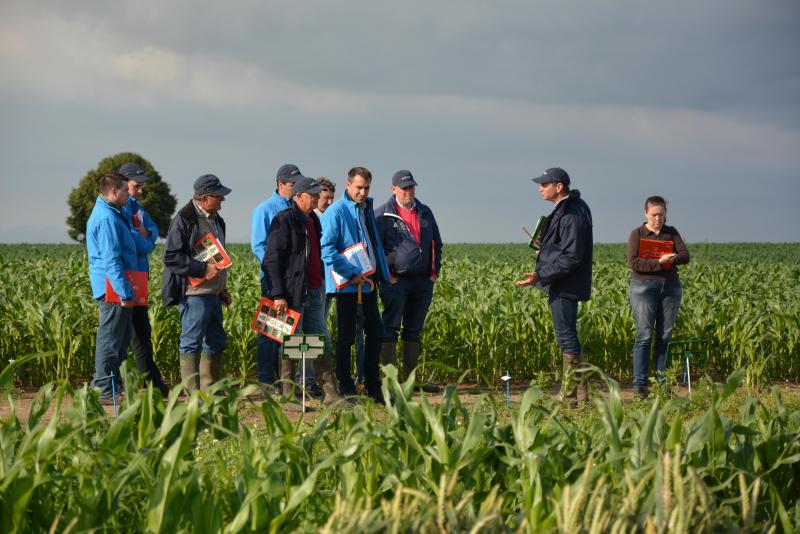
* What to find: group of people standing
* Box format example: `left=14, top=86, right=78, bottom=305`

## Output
left=86, top=162, right=688, bottom=406
left=86, top=163, right=442, bottom=406
left=250, top=165, right=443, bottom=406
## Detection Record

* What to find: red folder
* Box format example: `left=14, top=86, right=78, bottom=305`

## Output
left=251, top=297, right=301, bottom=343
left=188, top=233, right=233, bottom=287
left=105, top=270, right=148, bottom=306
left=638, top=238, right=673, bottom=260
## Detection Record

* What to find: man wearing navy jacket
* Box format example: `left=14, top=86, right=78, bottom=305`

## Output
left=320, top=166, right=390, bottom=403
left=263, top=177, right=343, bottom=406
left=515, top=167, right=593, bottom=405
left=119, top=162, right=169, bottom=396
left=375, top=170, right=443, bottom=393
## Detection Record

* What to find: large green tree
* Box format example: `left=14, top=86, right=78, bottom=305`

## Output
left=66, top=152, right=177, bottom=242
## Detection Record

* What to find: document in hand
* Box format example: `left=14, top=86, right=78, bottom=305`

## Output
left=251, top=297, right=301, bottom=343
left=527, top=216, right=548, bottom=251
left=188, top=232, right=232, bottom=287
left=330, top=241, right=375, bottom=289
left=638, top=238, right=674, bottom=260
left=105, top=270, right=148, bottom=306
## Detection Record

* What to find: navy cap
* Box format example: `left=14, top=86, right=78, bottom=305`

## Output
left=293, top=177, right=323, bottom=196
left=392, top=170, right=418, bottom=189
left=276, top=164, right=303, bottom=183
left=533, top=167, right=570, bottom=185
left=194, top=174, right=232, bottom=196
left=119, top=162, right=150, bottom=183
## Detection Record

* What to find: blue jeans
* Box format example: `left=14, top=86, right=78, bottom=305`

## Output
left=630, top=278, right=683, bottom=387
left=295, top=287, right=327, bottom=384
left=380, top=275, right=434, bottom=343
left=178, top=294, right=227, bottom=354
left=548, top=295, right=582, bottom=355
left=92, top=300, right=133, bottom=397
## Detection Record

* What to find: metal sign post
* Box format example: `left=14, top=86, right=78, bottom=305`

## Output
left=281, top=335, right=325, bottom=413
left=501, top=370, right=511, bottom=408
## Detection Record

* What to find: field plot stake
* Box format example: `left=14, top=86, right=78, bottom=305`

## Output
left=667, top=339, right=708, bottom=395
left=282, top=335, right=325, bottom=415
left=501, top=371, right=511, bottom=407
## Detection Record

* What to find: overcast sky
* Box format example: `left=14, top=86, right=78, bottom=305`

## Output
left=1, top=0, right=798, bottom=244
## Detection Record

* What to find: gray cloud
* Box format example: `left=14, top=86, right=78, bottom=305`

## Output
left=1, top=0, right=798, bottom=244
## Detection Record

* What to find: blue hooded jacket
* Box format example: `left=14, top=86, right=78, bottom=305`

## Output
left=320, top=192, right=390, bottom=294
left=86, top=196, right=139, bottom=300
left=122, top=196, right=158, bottom=272
left=251, top=191, right=292, bottom=271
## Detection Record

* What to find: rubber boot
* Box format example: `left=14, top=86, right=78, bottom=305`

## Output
left=314, top=358, right=344, bottom=404
left=560, top=353, right=581, bottom=405
left=280, top=358, right=296, bottom=397
left=381, top=341, right=398, bottom=367
left=180, top=352, right=200, bottom=393
left=280, top=359, right=308, bottom=412
left=200, top=351, right=223, bottom=392
left=404, top=341, right=441, bottom=393
left=575, top=353, right=589, bottom=403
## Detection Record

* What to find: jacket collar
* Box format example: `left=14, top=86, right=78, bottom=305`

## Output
left=97, top=195, right=125, bottom=216
left=385, top=194, right=426, bottom=215
left=343, top=190, right=374, bottom=210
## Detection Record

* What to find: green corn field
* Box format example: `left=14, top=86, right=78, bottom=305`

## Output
left=1, top=243, right=799, bottom=531
left=0, top=243, right=798, bottom=386
left=1, top=360, right=799, bottom=532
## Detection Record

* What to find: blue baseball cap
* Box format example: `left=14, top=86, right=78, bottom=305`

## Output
left=533, top=167, right=570, bottom=185
left=194, top=174, right=232, bottom=196
left=392, top=170, right=418, bottom=189
left=119, top=162, right=150, bottom=183
left=276, top=164, right=304, bottom=183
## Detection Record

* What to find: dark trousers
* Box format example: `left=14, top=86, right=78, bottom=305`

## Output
left=380, top=275, right=434, bottom=343
left=131, top=306, right=166, bottom=387
left=335, top=290, right=383, bottom=396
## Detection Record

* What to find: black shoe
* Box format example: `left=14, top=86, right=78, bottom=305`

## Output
left=633, top=386, right=649, bottom=400
left=414, top=383, right=442, bottom=394
left=306, top=383, right=324, bottom=398
left=340, top=384, right=358, bottom=397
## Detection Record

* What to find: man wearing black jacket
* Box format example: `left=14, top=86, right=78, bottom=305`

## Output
left=263, top=177, right=343, bottom=406
left=162, top=174, right=233, bottom=392
left=375, top=170, right=443, bottom=392
left=515, top=167, right=593, bottom=404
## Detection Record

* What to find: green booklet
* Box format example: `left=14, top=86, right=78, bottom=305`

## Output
left=523, top=216, right=548, bottom=251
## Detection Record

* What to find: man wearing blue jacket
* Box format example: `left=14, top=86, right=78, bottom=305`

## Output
left=515, top=167, right=593, bottom=404
left=321, top=166, right=390, bottom=402
left=375, top=170, right=443, bottom=393
left=251, top=164, right=300, bottom=393
left=86, top=172, right=139, bottom=403
left=119, top=162, right=169, bottom=396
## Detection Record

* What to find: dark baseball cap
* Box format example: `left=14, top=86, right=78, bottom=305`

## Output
left=392, top=170, right=418, bottom=189
left=194, top=174, right=232, bottom=196
left=119, top=162, right=150, bottom=183
left=533, top=167, right=570, bottom=185
left=293, top=177, right=323, bottom=196
left=276, top=164, right=303, bottom=183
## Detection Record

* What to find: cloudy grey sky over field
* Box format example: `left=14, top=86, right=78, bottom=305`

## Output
left=1, top=0, right=798, bottom=244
